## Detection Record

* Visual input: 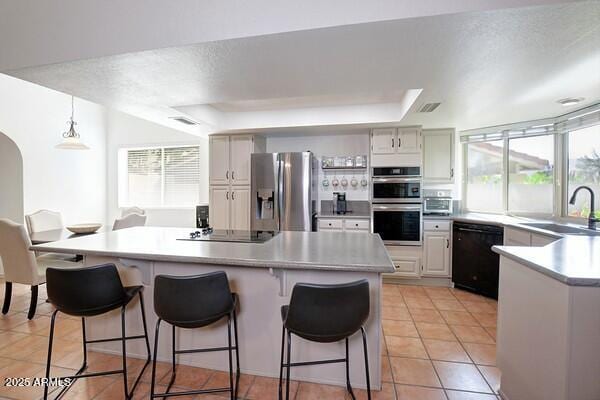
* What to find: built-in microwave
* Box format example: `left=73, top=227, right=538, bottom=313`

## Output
left=371, top=167, right=421, bottom=203
left=371, top=203, right=422, bottom=245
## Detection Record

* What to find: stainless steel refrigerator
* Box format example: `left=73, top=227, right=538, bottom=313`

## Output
left=251, top=152, right=317, bottom=231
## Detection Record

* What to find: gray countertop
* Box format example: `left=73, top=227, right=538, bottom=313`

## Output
left=492, top=236, right=600, bottom=286
left=431, top=212, right=600, bottom=286
left=31, top=227, right=395, bottom=273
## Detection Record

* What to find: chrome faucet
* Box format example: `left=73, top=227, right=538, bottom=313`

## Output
left=569, top=186, right=598, bottom=230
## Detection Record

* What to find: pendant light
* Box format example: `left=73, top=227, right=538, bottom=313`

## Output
left=55, top=96, right=90, bottom=150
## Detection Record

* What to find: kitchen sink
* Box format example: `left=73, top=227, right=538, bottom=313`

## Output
left=520, top=222, right=600, bottom=236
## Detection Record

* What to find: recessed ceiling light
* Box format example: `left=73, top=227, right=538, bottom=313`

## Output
left=557, top=97, right=584, bottom=106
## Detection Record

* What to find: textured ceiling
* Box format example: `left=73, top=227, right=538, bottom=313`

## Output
left=5, top=1, right=600, bottom=135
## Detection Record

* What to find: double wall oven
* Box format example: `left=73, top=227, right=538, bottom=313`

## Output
left=371, top=167, right=422, bottom=245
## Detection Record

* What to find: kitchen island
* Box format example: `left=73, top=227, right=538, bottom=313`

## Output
left=31, top=227, right=394, bottom=389
left=492, top=235, right=600, bottom=400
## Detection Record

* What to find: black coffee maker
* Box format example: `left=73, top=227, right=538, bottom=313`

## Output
left=196, top=205, right=209, bottom=228
left=333, top=192, right=347, bottom=214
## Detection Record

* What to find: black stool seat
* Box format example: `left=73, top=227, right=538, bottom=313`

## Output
left=150, top=271, right=241, bottom=400
left=279, top=280, right=372, bottom=400
left=43, top=264, right=151, bottom=400
left=154, top=272, right=235, bottom=329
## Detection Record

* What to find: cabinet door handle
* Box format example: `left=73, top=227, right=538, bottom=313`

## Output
left=232, top=171, right=235, bottom=180
left=446, top=238, right=450, bottom=248
left=226, top=171, right=229, bottom=180
left=391, top=138, right=394, bottom=148
left=226, top=191, right=229, bottom=200
left=450, top=168, right=454, bottom=178
left=398, top=138, right=402, bottom=147
left=232, top=191, right=235, bottom=200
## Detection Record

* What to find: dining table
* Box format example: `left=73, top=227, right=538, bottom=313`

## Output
left=30, top=227, right=106, bottom=261
left=29, top=227, right=106, bottom=245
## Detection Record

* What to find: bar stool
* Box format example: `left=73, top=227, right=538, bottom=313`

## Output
left=43, top=264, right=151, bottom=400
left=279, top=280, right=372, bottom=400
left=150, top=271, right=240, bottom=399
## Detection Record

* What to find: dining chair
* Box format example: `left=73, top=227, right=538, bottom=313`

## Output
left=113, top=213, right=147, bottom=231
left=0, top=218, right=81, bottom=319
left=25, top=209, right=63, bottom=234
left=121, top=206, right=145, bottom=218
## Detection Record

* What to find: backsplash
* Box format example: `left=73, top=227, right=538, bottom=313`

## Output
left=320, top=200, right=370, bottom=215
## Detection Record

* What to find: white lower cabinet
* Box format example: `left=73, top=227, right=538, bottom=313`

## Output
left=423, top=232, right=451, bottom=277
left=230, top=187, right=250, bottom=231
left=318, top=218, right=370, bottom=233
left=504, top=227, right=558, bottom=247
left=209, top=186, right=230, bottom=230
left=209, top=185, right=250, bottom=230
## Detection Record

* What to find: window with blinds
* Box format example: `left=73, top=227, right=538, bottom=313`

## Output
left=125, top=146, right=201, bottom=207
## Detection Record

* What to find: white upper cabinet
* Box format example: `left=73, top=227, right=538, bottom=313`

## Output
left=209, top=136, right=230, bottom=185
left=371, top=128, right=396, bottom=154
left=230, top=187, right=250, bottom=231
left=423, top=129, right=455, bottom=183
left=397, top=128, right=422, bottom=154
left=230, top=135, right=254, bottom=186
left=371, top=127, right=423, bottom=167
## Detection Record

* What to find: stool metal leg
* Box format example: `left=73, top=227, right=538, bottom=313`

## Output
left=346, top=337, right=356, bottom=400
left=285, top=331, right=292, bottom=400
left=232, top=309, right=240, bottom=399
left=120, top=305, right=129, bottom=399
left=150, top=318, right=162, bottom=400
left=43, top=310, right=58, bottom=400
left=278, top=326, right=285, bottom=400
left=166, top=324, right=177, bottom=394
left=227, top=316, right=234, bottom=400
left=360, top=327, right=372, bottom=400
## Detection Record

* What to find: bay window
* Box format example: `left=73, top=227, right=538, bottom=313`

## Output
left=462, top=102, right=600, bottom=218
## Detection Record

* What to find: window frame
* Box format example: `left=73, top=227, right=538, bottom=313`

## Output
left=118, top=142, right=203, bottom=209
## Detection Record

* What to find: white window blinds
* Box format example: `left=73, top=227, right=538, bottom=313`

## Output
left=164, top=146, right=200, bottom=207
left=125, top=146, right=201, bottom=207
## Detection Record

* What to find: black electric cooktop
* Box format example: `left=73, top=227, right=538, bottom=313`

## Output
left=178, top=228, right=279, bottom=243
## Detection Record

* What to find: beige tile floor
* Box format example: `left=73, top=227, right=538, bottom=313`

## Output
left=0, top=280, right=501, bottom=399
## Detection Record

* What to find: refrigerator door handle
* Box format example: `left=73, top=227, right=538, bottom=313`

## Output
left=277, top=155, right=283, bottom=231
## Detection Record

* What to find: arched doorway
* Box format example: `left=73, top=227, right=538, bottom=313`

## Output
left=0, top=131, right=24, bottom=275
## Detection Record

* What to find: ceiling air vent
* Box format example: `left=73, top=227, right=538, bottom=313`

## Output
left=169, top=116, right=198, bottom=125
left=417, top=102, right=441, bottom=113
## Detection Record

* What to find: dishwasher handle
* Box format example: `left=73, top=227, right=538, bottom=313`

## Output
left=455, top=227, right=503, bottom=235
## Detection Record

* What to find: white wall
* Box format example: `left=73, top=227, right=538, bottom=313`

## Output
left=265, top=131, right=370, bottom=208
left=107, top=109, right=208, bottom=228
left=0, top=73, right=107, bottom=226
left=0, top=132, right=24, bottom=222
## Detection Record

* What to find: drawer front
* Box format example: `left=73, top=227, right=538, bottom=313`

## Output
left=424, top=220, right=451, bottom=232
left=344, top=219, right=370, bottom=231
left=319, top=219, right=343, bottom=230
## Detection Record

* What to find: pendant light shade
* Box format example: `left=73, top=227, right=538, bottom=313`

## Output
left=55, top=96, right=90, bottom=150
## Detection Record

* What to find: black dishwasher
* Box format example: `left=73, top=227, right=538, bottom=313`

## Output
left=452, top=222, right=504, bottom=299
